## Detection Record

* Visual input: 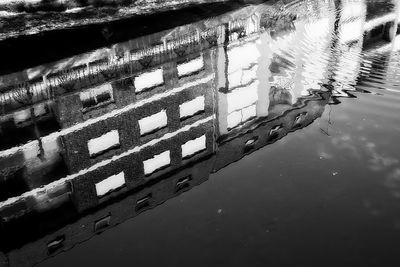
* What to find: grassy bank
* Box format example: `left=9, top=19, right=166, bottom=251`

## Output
left=0, top=0, right=229, bottom=40
left=1, top=0, right=141, bottom=13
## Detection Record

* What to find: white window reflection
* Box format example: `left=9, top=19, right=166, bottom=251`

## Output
left=87, top=130, right=120, bottom=157
left=134, top=68, right=164, bottom=92
left=95, top=172, right=126, bottom=197
left=177, top=56, right=204, bottom=77
left=179, top=96, right=205, bottom=120
left=181, top=135, right=206, bottom=158
left=143, top=151, right=171, bottom=175
left=138, top=110, right=168, bottom=136
left=80, top=83, right=114, bottom=109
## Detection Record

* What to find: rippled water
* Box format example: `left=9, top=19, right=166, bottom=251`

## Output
left=0, top=0, right=400, bottom=266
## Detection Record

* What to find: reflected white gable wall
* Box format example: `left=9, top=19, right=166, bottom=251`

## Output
left=227, top=81, right=259, bottom=113
left=397, top=0, right=400, bottom=20
left=227, top=111, right=242, bottom=129
left=339, top=19, right=365, bottom=43
left=228, top=64, right=257, bottom=88
left=228, top=42, right=260, bottom=73
left=241, top=104, right=257, bottom=121
left=302, top=11, right=335, bottom=93
left=255, top=32, right=273, bottom=118
left=334, top=0, right=366, bottom=93
left=227, top=104, right=257, bottom=129
left=217, top=30, right=273, bottom=135
left=338, top=0, right=366, bottom=44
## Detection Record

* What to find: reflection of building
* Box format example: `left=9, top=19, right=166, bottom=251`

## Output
left=0, top=89, right=330, bottom=267
left=0, top=3, right=271, bottom=208
left=0, top=1, right=398, bottom=266
left=2, top=0, right=395, bottom=218
left=0, top=0, right=337, bottom=219
left=0, top=7, right=225, bottom=204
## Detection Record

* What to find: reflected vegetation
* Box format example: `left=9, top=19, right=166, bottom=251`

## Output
left=0, top=0, right=400, bottom=266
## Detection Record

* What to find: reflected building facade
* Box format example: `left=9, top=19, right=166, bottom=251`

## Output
left=0, top=0, right=400, bottom=266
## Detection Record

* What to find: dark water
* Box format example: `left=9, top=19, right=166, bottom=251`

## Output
left=0, top=0, right=400, bottom=266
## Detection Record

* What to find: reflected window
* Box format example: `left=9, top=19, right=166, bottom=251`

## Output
left=181, top=135, right=206, bottom=159
left=294, top=112, right=308, bottom=126
left=143, top=151, right=171, bottom=175
left=95, top=172, right=126, bottom=197
left=136, top=193, right=152, bottom=211
left=134, top=68, right=164, bottom=93
left=94, top=214, right=111, bottom=232
left=245, top=136, right=258, bottom=146
left=244, top=136, right=258, bottom=153
left=87, top=130, right=120, bottom=157
left=80, top=83, right=114, bottom=110
left=13, top=103, right=49, bottom=125
left=177, top=56, right=204, bottom=77
left=138, top=110, right=168, bottom=136
left=228, top=15, right=258, bottom=41
left=269, top=125, right=282, bottom=136
left=268, top=124, right=282, bottom=142
left=179, top=96, right=205, bottom=120
left=47, top=235, right=65, bottom=254
left=229, top=20, right=246, bottom=41
left=176, top=176, right=192, bottom=193
left=89, top=57, right=109, bottom=72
